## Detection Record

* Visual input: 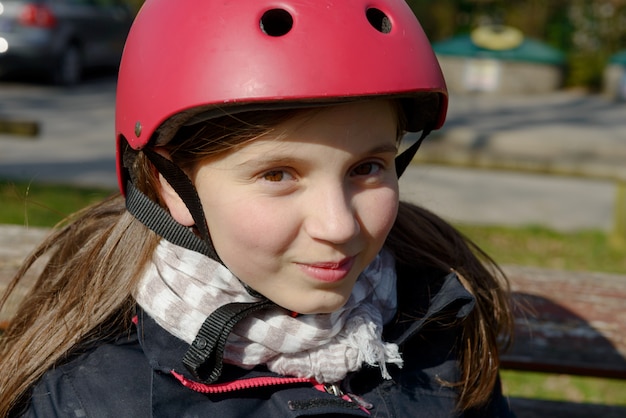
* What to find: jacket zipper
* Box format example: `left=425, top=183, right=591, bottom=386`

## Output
left=171, top=370, right=316, bottom=394
left=171, top=371, right=372, bottom=414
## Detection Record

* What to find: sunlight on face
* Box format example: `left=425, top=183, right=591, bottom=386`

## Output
left=193, top=100, right=400, bottom=314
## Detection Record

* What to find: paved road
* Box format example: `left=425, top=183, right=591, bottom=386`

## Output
left=0, top=75, right=116, bottom=187
left=0, top=76, right=623, bottom=232
left=400, top=164, right=614, bottom=231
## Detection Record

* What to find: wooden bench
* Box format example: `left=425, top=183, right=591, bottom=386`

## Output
left=502, top=265, right=626, bottom=418
left=1, top=227, right=625, bottom=416
left=0, top=226, right=49, bottom=328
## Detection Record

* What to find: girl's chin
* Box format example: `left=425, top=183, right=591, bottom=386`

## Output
left=280, top=291, right=352, bottom=315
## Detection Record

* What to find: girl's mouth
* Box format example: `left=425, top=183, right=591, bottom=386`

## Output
left=296, top=257, right=356, bottom=283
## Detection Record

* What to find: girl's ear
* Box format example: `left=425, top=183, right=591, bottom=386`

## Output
left=154, top=150, right=195, bottom=227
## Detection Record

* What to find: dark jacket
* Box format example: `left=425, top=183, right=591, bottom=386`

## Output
left=19, top=267, right=515, bottom=417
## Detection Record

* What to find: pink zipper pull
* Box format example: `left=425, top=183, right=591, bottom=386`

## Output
left=317, top=382, right=373, bottom=415
left=345, top=393, right=374, bottom=413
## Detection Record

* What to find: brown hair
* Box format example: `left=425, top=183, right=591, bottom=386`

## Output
left=386, top=202, right=513, bottom=410
left=0, top=101, right=512, bottom=414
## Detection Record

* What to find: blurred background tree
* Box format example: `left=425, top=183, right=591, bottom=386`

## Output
left=406, top=0, right=626, bottom=90
left=126, top=0, right=144, bottom=14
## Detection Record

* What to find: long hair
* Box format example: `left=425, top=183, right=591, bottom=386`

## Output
left=0, top=195, right=158, bottom=414
left=386, top=202, right=513, bottom=410
left=0, top=101, right=512, bottom=414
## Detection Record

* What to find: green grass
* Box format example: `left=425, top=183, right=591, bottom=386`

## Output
left=0, top=179, right=114, bottom=227
left=457, top=224, right=626, bottom=275
left=2, top=178, right=626, bottom=406
left=501, top=370, right=626, bottom=406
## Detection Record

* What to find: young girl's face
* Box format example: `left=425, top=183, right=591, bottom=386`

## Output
left=178, top=100, right=399, bottom=314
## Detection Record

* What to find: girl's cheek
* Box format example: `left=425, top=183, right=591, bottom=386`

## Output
left=369, top=188, right=399, bottom=232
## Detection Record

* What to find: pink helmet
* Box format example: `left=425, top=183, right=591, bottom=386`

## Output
left=115, top=0, right=448, bottom=191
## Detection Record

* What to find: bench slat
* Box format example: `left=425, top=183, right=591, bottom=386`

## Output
left=503, top=266, right=626, bottom=378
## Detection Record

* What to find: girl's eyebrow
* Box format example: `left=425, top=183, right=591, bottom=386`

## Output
left=235, top=156, right=305, bottom=169
left=367, top=144, right=399, bottom=155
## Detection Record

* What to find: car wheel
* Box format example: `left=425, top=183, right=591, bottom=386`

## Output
left=53, top=45, right=82, bottom=86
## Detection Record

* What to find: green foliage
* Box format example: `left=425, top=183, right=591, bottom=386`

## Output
left=126, top=0, right=144, bottom=14
left=567, top=52, right=610, bottom=90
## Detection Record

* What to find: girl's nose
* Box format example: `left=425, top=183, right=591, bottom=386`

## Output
left=303, top=186, right=360, bottom=244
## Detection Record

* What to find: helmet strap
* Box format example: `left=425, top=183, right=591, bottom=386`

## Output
left=395, top=129, right=430, bottom=177
left=125, top=181, right=217, bottom=258
left=124, top=145, right=222, bottom=262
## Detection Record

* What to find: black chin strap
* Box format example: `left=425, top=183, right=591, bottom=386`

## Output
left=141, top=148, right=220, bottom=259
left=182, top=299, right=275, bottom=383
left=125, top=181, right=215, bottom=258
left=395, top=129, right=430, bottom=177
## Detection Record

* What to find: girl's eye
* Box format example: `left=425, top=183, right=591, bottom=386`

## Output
left=262, top=170, right=291, bottom=182
left=351, top=162, right=382, bottom=176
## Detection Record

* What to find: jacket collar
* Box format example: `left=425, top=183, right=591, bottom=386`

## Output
left=394, top=271, right=475, bottom=346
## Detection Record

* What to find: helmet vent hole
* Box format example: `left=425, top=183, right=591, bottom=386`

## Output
left=366, top=8, right=392, bottom=34
left=260, top=9, right=293, bottom=37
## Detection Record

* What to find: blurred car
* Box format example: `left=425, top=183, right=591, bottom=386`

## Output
left=0, top=0, right=134, bottom=85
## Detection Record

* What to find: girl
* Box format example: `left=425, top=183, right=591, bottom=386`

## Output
left=0, top=0, right=515, bottom=416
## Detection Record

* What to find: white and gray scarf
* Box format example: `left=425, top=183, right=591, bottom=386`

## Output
left=133, top=239, right=403, bottom=383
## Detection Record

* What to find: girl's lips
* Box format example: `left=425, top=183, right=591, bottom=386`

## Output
left=297, top=257, right=356, bottom=283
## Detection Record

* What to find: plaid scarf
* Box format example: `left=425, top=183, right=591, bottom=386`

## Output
left=134, top=239, right=402, bottom=383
